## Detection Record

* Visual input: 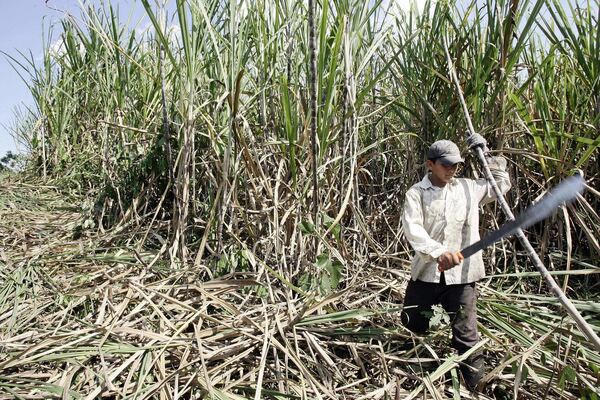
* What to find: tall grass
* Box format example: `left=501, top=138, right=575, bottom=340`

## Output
left=2, top=0, right=599, bottom=397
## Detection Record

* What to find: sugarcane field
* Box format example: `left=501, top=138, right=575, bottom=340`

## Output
left=1, top=0, right=599, bottom=399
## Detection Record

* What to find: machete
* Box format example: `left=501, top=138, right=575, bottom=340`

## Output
left=440, top=173, right=585, bottom=269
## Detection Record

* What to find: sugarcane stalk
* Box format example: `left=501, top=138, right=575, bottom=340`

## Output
left=443, top=36, right=600, bottom=352
left=157, top=5, right=173, bottom=185
left=308, top=0, right=319, bottom=258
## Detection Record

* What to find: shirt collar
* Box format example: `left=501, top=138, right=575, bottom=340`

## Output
left=417, top=173, right=456, bottom=189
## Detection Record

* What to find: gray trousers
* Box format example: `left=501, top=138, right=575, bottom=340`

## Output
left=400, top=273, right=479, bottom=353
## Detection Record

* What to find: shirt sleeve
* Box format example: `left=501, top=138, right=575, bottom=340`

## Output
left=474, top=156, right=512, bottom=205
left=402, top=188, right=447, bottom=259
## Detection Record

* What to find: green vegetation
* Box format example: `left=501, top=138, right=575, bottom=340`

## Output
left=1, top=0, right=598, bottom=398
left=0, top=151, right=23, bottom=172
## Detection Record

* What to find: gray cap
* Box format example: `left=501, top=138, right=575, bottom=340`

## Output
left=427, top=140, right=464, bottom=165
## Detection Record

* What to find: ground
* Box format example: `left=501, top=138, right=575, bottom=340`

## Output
left=0, top=176, right=594, bottom=399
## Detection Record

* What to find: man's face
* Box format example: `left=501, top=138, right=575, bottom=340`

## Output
left=427, top=159, right=459, bottom=185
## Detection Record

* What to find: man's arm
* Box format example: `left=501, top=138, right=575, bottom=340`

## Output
left=475, top=156, right=511, bottom=205
left=402, top=188, right=447, bottom=260
left=466, top=133, right=511, bottom=205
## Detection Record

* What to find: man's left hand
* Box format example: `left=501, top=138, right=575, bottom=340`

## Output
left=466, top=132, right=489, bottom=153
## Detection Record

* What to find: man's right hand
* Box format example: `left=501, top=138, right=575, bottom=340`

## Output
left=437, top=251, right=463, bottom=272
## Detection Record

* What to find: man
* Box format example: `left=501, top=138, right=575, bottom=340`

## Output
left=400, top=135, right=511, bottom=390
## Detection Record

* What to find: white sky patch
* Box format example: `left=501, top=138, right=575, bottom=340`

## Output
left=380, top=0, right=432, bottom=31
left=160, top=23, right=182, bottom=47
left=236, top=0, right=249, bottom=22
left=48, top=34, right=85, bottom=61
left=49, top=36, right=67, bottom=58
left=390, top=0, right=428, bottom=15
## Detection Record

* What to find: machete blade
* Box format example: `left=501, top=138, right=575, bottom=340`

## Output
left=460, top=174, right=585, bottom=259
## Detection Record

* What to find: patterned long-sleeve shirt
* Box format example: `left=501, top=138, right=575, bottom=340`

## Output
left=402, top=157, right=511, bottom=284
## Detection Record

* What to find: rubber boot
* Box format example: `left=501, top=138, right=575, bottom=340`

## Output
left=459, top=351, right=484, bottom=391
